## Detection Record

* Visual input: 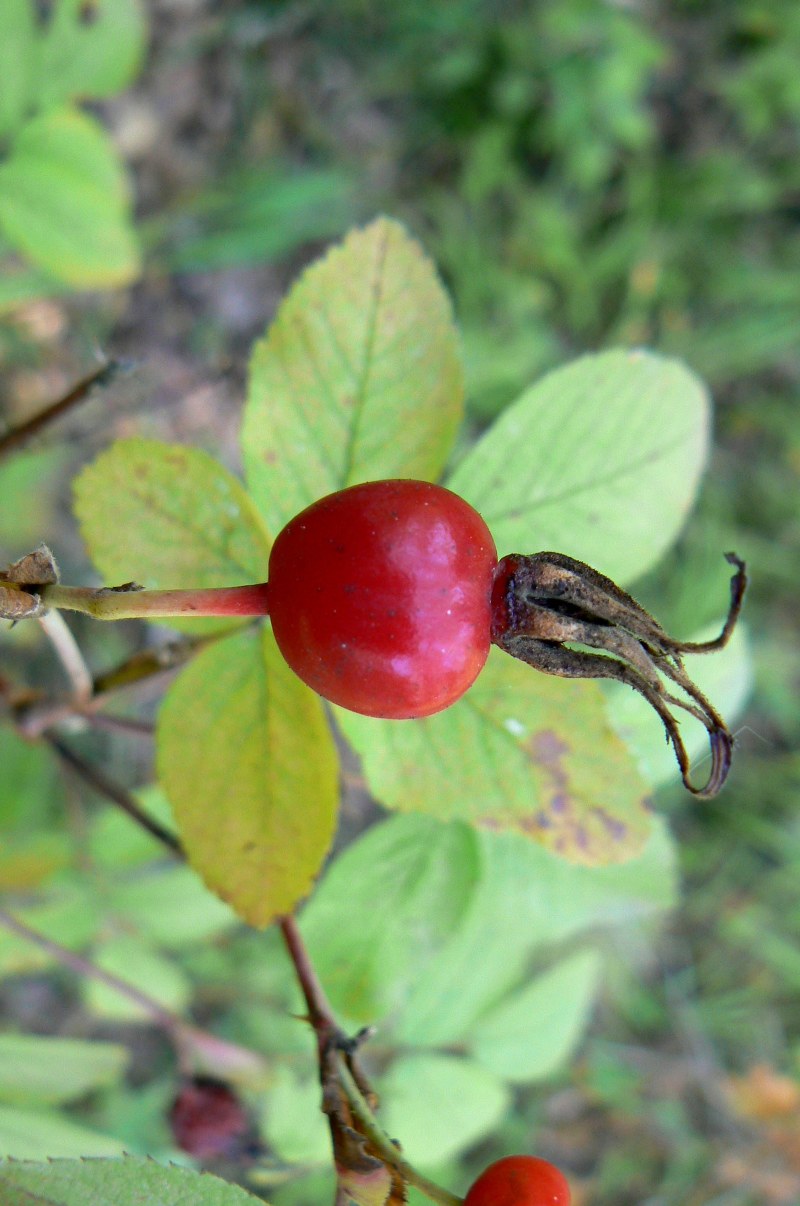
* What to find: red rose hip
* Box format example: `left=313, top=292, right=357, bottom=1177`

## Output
left=267, top=479, right=497, bottom=718
left=464, top=1155, right=572, bottom=1206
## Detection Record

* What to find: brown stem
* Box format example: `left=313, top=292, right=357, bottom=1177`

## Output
left=278, top=913, right=336, bottom=1033
left=0, top=907, right=267, bottom=1080
left=0, top=362, right=120, bottom=460
left=45, top=734, right=183, bottom=856
left=78, top=712, right=156, bottom=737
left=0, top=907, right=179, bottom=1028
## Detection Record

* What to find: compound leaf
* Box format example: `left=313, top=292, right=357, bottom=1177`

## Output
left=396, top=819, right=676, bottom=1046
left=82, top=934, right=190, bottom=1021
left=0, top=1110, right=126, bottom=1160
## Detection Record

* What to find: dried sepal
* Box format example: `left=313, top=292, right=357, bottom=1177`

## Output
left=0, top=545, right=61, bottom=621
left=492, top=551, right=747, bottom=798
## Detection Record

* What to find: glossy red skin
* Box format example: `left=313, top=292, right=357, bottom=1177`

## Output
left=464, top=1156, right=571, bottom=1206
left=268, top=480, right=497, bottom=718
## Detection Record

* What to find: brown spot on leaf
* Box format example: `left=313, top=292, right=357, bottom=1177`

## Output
left=591, top=807, right=628, bottom=843
left=528, top=728, right=570, bottom=773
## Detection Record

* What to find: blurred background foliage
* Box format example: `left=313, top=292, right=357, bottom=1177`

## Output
left=1, top=1, right=799, bottom=1204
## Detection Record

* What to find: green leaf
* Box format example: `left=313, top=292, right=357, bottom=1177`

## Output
left=242, top=216, right=464, bottom=534
left=300, top=814, right=481, bottom=1022
left=73, top=438, right=271, bottom=632
left=395, top=819, right=676, bottom=1047
left=108, top=865, right=239, bottom=949
left=0, top=0, right=38, bottom=136
left=0, top=832, right=70, bottom=890
left=0, top=1109, right=127, bottom=1159
left=35, top=0, right=147, bottom=110
left=0, top=725, right=61, bottom=830
left=0, top=1156, right=268, bottom=1205
left=336, top=648, right=652, bottom=866
left=88, top=787, right=175, bottom=870
left=0, top=446, right=70, bottom=544
left=259, top=1067, right=331, bottom=1166
left=157, top=628, right=338, bottom=928
left=0, top=107, right=139, bottom=287
left=448, top=349, right=709, bottom=583
left=468, top=949, right=602, bottom=1083
left=0, top=887, right=98, bottom=977
left=380, top=1054, right=509, bottom=1165
left=82, top=934, right=190, bottom=1021
left=0, top=1036, right=127, bottom=1106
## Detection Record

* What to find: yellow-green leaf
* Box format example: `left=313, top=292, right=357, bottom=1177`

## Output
left=73, top=438, right=271, bottom=632
left=157, top=628, right=339, bottom=928
left=242, top=216, right=464, bottom=533
left=336, top=648, right=652, bottom=865
left=0, top=107, right=139, bottom=287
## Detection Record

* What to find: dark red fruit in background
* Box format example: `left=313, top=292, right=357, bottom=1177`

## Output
left=464, top=1155, right=572, bottom=1206
left=169, top=1076, right=253, bottom=1160
left=268, top=479, right=497, bottom=718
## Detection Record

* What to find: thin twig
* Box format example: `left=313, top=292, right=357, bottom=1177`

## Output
left=9, top=662, right=457, bottom=1201
left=77, top=712, right=156, bottom=737
left=9, top=622, right=247, bottom=742
left=278, top=914, right=336, bottom=1031
left=37, top=609, right=93, bottom=702
left=0, top=361, right=121, bottom=459
left=0, top=907, right=179, bottom=1028
left=0, top=907, right=268, bottom=1081
left=45, top=734, right=183, bottom=855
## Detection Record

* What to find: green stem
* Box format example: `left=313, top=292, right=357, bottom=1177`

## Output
left=337, top=1058, right=463, bottom=1206
left=39, top=581, right=271, bottom=621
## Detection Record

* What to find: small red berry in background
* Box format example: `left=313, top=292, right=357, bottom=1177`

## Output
left=463, top=1155, right=572, bottom=1206
left=169, top=1076, right=255, bottom=1160
left=268, top=479, right=497, bottom=719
